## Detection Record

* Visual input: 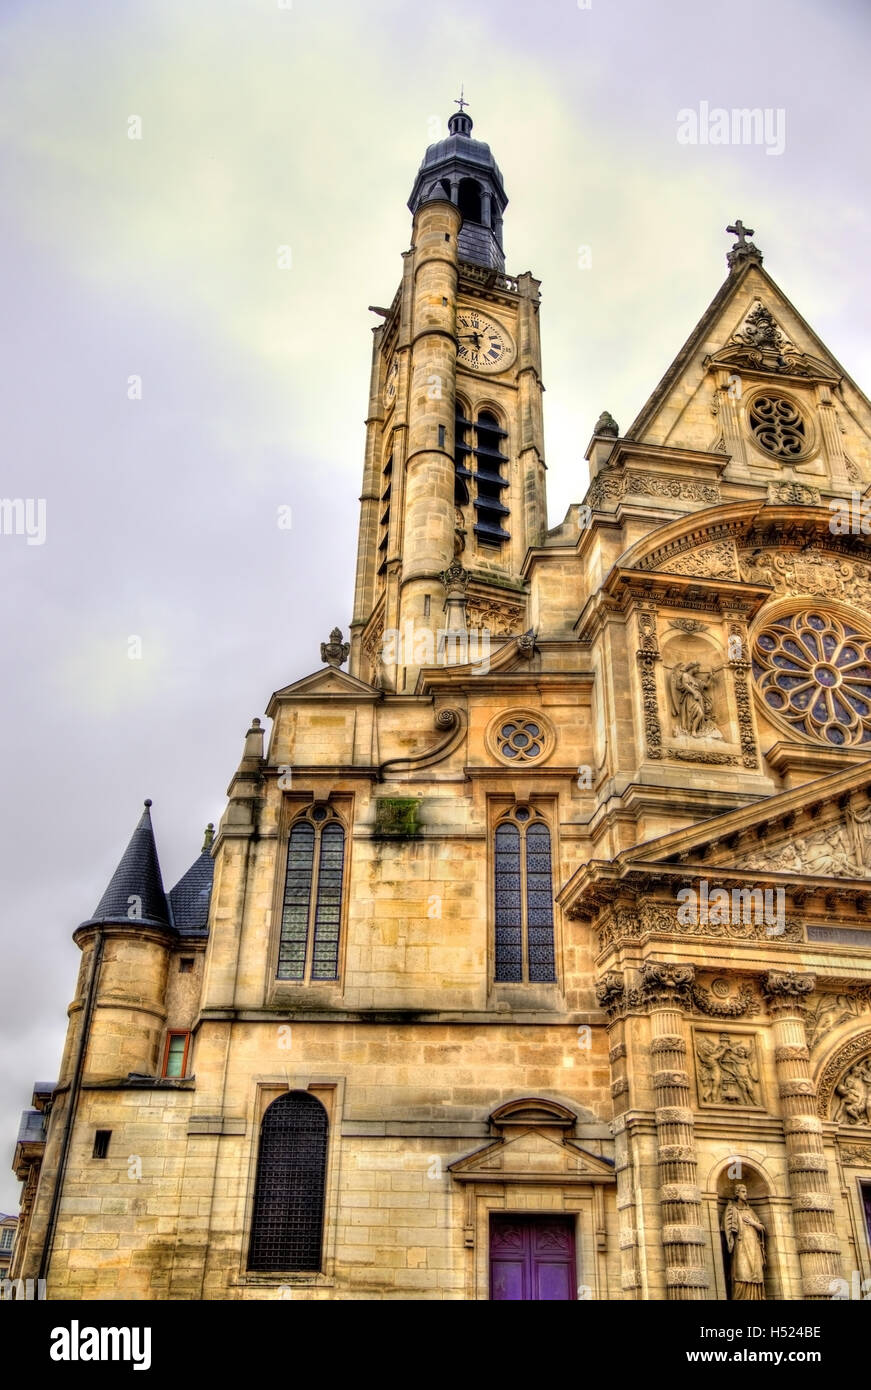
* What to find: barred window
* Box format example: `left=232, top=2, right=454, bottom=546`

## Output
left=494, top=807, right=556, bottom=983
left=247, top=1091, right=328, bottom=1273
left=278, top=807, right=345, bottom=981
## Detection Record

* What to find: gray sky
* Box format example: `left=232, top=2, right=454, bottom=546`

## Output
left=1, top=0, right=869, bottom=1211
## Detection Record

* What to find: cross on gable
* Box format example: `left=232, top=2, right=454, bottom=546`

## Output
left=454, top=87, right=469, bottom=114
left=727, top=219, right=755, bottom=247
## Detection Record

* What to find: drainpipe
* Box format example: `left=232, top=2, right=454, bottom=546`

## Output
left=38, top=929, right=105, bottom=1284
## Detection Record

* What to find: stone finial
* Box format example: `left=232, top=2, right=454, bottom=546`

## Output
left=726, top=218, right=762, bottom=271
left=321, top=627, right=350, bottom=668
left=440, top=562, right=470, bottom=597
left=242, top=717, right=265, bottom=762
left=593, top=411, right=619, bottom=438
left=202, top=822, right=215, bottom=851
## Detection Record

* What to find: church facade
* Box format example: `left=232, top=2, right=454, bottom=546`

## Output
left=10, top=108, right=871, bottom=1301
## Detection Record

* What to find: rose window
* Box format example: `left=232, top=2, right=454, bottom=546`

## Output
left=498, top=718, right=545, bottom=762
left=748, top=395, right=807, bottom=458
left=753, top=610, right=871, bottom=746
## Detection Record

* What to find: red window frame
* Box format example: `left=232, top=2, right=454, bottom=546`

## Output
left=162, top=1031, right=191, bottom=1078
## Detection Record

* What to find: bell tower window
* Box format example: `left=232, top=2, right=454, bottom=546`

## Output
left=457, top=178, right=483, bottom=225
left=377, top=447, right=392, bottom=580
left=473, top=410, right=510, bottom=546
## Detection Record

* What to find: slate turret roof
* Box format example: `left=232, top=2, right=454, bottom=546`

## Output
left=168, top=824, right=215, bottom=938
left=78, top=800, right=172, bottom=931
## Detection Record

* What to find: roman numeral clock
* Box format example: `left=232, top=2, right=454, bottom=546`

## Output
left=455, top=310, right=515, bottom=372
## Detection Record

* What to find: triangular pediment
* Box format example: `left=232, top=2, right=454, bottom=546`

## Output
left=267, top=666, right=380, bottom=706
left=625, top=258, right=871, bottom=475
left=449, top=1128, right=616, bottom=1183
left=633, top=761, right=871, bottom=881
left=560, top=762, right=871, bottom=921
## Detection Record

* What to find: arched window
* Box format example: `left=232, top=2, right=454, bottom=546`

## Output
left=377, top=445, right=392, bottom=579
left=278, top=807, right=346, bottom=981
left=247, top=1091, right=328, bottom=1272
left=457, top=178, right=482, bottom=224
left=494, top=807, right=556, bottom=983
left=473, top=409, right=510, bottom=545
left=454, top=399, right=473, bottom=506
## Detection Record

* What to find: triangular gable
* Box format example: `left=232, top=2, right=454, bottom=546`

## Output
left=267, top=665, right=380, bottom=706
left=449, top=1127, right=615, bottom=1184
left=627, top=257, right=871, bottom=450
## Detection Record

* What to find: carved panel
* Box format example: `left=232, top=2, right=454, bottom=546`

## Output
left=694, top=1030, right=762, bottom=1107
left=817, top=1030, right=871, bottom=1118
left=736, top=811, right=871, bottom=879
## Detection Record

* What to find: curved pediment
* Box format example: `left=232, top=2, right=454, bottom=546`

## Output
left=614, top=502, right=871, bottom=607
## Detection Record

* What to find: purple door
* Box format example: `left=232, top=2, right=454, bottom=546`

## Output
left=489, top=1214, right=576, bottom=1300
left=862, top=1183, right=871, bottom=1249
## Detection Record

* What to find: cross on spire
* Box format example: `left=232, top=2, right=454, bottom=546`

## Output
left=727, top=219, right=755, bottom=247
left=454, top=87, right=469, bottom=114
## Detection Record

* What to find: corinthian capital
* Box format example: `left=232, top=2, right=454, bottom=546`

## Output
left=640, top=960, right=695, bottom=1008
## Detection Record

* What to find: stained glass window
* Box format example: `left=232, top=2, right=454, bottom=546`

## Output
left=247, top=1091, right=328, bottom=1272
left=494, top=808, right=556, bottom=983
left=753, top=610, right=871, bottom=747
left=278, top=810, right=345, bottom=981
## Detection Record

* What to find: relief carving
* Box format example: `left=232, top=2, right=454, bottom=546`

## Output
left=738, top=547, right=871, bottom=606
left=668, top=662, right=723, bottom=740
left=736, top=811, right=871, bottom=879
left=466, top=598, right=525, bottom=637
left=696, top=1032, right=761, bottom=1106
left=806, top=989, right=871, bottom=1050
left=816, top=1029, right=871, bottom=1117
left=660, top=541, right=740, bottom=581
left=636, top=609, right=662, bottom=760
left=833, top=1056, right=871, bottom=1126
left=587, top=471, right=720, bottom=509
left=595, top=902, right=802, bottom=950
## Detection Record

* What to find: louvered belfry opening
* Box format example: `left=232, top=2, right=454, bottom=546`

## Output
left=247, top=1091, right=329, bottom=1272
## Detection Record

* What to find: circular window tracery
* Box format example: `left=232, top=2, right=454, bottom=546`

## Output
left=498, top=718, right=544, bottom=761
left=486, top=709, right=553, bottom=766
left=747, top=394, right=807, bottom=459
left=752, top=609, right=871, bottom=747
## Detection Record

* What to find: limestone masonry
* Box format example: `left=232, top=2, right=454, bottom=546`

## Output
left=11, top=108, right=871, bottom=1301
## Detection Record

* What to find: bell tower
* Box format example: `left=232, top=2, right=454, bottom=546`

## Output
left=349, top=103, right=548, bottom=691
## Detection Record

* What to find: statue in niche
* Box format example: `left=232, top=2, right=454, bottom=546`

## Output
left=697, top=1034, right=760, bottom=1106
left=669, top=661, right=723, bottom=740
left=722, top=1184, right=767, bottom=1300
left=834, top=1057, right=871, bottom=1126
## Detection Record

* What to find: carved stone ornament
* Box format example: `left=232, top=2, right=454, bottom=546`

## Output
left=762, top=970, right=816, bottom=1010
left=465, top=597, right=525, bottom=637
left=696, top=1031, right=761, bottom=1106
left=832, top=1056, right=871, bottom=1126
left=736, top=812, right=871, bottom=880
left=722, top=1184, right=767, bottom=1300
left=321, top=626, right=350, bottom=668
left=638, top=539, right=740, bottom=581
left=593, top=410, right=619, bottom=438
left=668, top=661, right=723, bottom=740
left=587, top=471, right=720, bottom=510
left=739, top=547, right=871, bottom=608
left=440, top=562, right=470, bottom=597
left=706, top=297, right=835, bottom=381
left=805, top=989, right=871, bottom=1050
left=669, top=618, right=707, bottom=634
left=639, top=960, right=695, bottom=1007
left=636, top=610, right=663, bottom=761
left=767, top=481, right=821, bottom=506
left=839, top=1143, right=871, bottom=1165
left=817, top=1030, right=871, bottom=1118
left=692, top=981, right=758, bottom=1019
left=595, top=902, right=803, bottom=949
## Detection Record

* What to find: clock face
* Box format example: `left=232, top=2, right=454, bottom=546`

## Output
left=385, top=356, right=399, bottom=401
left=455, top=310, right=513, bottom=373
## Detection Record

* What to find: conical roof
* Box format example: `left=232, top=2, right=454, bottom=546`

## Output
left=168, top=825, right=215, bottom=937
left=79, top=800, right=172, bottom=931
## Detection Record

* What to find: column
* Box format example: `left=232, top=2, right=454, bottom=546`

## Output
left=641, top=961, right=709, bottom=1300
left=763, top=970, right=844, bottom=1299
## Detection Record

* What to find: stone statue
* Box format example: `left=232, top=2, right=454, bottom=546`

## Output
left=834, top=1057, right=871, bottom=1126
left=320, top=627, right=350, bottom=668
left=669, top=661, right=723, bottom=740
left=722, top=1184, right=766, bottom=1300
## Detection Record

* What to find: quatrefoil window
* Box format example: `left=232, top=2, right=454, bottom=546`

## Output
left=753, top=610, right=871, bottom=747
left=748, top=394, right=807, bottom=459
left=498, top=718, right=545, bottom=762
